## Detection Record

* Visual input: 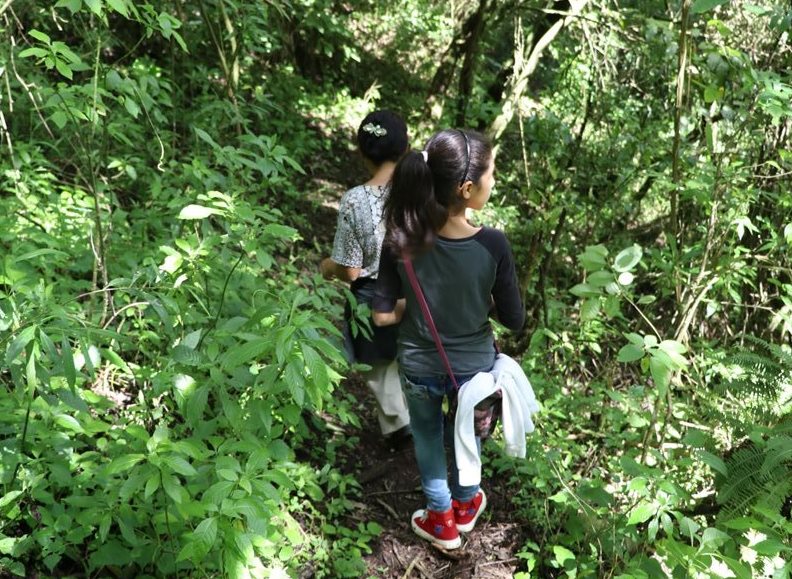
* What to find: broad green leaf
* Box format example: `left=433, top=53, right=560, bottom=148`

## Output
left=123, top=97, right=140, bottom=118
left=194, top=127, right=218, bottom=147
left=217, top=469, right=238, bottom=482
left=108, top=454, right=145, bottom=474
left=171, top=30, right=188, bottom=53
left=580, top=297, right=601, bottom=322
left=587, top=271, right=613, bottom=288
left=284, top=359, right=305, bottom=405
left=54, top=414, right=83, bottom=432
left=192, top=517, right=218, bottom=556
left=62, top=335, right=77, bottom=390
left=163, top=456, right=197, bottom=477
left=698, top=450, right=728, bottom=475
left=106, top=0, right=128, bottom=16
left=102, top=348, right=132, bottom=374
left=603, top=295, right=620, bottom=318
left=658, top=340, right=688, bottom=367
left=678, top=516, right=700, bottom=538
left=28, top=29, right=51, bottom=44
left=54, top=0, right=82, bottom=13
left=552, top=545, right=575, bottom=566
left=578, top=244, right=608, bottom=272
left=178, top=204, right=219, bottom=220
left=753, top=538, right=792, bottom=555
left=625, top=333, right=643, bottom=346
left=613, top=244, right=643, bottom=273
left=51, top=110, right=68, bottom=129
left=162, top=475, right=183, bottom=504
left=691, top=0, right=730, bottom=13
left=570, top=283, right=600, bottom=298
left=144, top=473, right=160, bottom=500
left=649, top=354, right=671, bottom=394
left=84, top=0, right=102, bottom=14
left=704, top=85, right=723, bottom=103
left=263, top=223, right=298, bottom=239
left=221, top=338, right=269, bottom=370
left=627, top=501, right=655, bottom=525
left=6, top=325, right=36, bottom=365
left=98, top=513, right=111, bottom=543
left=617, top=343, right=644, bottom=363
left=185, top=386, right=208, bottom=424
left=0, top=537, right=18, bottom=555
left=172, top=344, right=202, bottom=366
left=701, top=527, right=730, bottom=548
left=55, top=58, right=73, bottom=80
left=19, top=47, right=49, bottom=59
left=37, top=330, right=58, bottom=363
left=0, top=490, right=23, bottom=509
left=182, top=329, right=202, bottom=349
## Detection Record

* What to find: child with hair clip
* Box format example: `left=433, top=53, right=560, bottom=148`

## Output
left=320, top=110, right=411, bottom=449
left=372, top=129, right=525, bottom=549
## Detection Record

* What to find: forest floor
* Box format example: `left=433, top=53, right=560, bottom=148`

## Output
left=300, top=129, right=533, bottom=578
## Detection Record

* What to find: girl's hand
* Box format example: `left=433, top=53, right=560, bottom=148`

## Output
left=320, top=257, right=336, bottom=280
left=320, top=257, right=361, bottom=282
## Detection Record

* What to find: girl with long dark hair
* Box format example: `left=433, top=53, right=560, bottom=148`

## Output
left=373, top=129, right=524, bottom=549
left=320, top=110, right=411, bottom=448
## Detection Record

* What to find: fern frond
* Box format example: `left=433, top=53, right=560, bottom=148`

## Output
left=761, top=435, right=792, bottom=475
left=718, top=440, right=792, bottom=518
left=718, top=446, right=765, bottom=509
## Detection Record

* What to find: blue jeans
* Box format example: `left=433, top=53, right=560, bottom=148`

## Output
left=402, top=372, right=482, bottom=512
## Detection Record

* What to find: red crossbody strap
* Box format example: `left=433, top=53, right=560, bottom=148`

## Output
left=403, top=257, right=460, bottom=390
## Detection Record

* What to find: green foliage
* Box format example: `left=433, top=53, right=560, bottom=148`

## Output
left=2, top=0, right=792, bottom=576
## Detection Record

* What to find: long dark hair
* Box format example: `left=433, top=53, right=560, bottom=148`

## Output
left=384, top=129, right=492, bottom=255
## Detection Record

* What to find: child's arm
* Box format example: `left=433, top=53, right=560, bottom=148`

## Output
left=373, top=298, right=405, bottom=326
left=372, top=245, right=404, bottom=326
left=320, top=257, right=361, bottom=282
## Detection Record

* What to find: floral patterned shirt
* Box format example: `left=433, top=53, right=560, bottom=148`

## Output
left=331, top=184, right=389, bottom=279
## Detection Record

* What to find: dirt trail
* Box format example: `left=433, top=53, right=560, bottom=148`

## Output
left=336, top=375, right=528, bottom=578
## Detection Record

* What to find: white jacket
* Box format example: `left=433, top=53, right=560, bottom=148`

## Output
left=454, top=354, right=540, bottom=486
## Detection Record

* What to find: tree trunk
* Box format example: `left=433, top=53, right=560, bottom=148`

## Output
left=426, top=2, right=490, bottom=121
left=486, top=0, right=588, bottom=148
left=455, top=0, right=490, bottom=126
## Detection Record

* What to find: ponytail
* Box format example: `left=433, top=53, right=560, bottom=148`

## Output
left=384, top=150, right=447, bottom=256
left=384, top=129, right=492, bottom=256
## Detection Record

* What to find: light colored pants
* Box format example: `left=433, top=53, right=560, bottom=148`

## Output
left=364, top=360, right=410, bottom=436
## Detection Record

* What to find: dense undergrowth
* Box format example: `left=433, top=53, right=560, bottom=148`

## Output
left=1, top=0, right=792, bottom=577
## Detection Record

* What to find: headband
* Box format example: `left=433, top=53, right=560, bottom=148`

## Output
left=458, top=130, right=471, bottom=185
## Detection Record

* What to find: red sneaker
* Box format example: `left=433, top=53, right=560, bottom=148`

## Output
left=411, top=507, right=461, bottom=549
left=452, top=489, right=487, bottom=532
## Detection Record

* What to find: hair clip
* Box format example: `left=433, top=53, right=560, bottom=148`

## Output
left=362, top=122, right=387, bottom=137
left=421, top=150, right=428, bottom=162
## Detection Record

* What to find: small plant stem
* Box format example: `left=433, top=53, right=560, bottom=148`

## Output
left=11, top=396, right=33, bottom=482
left=623, top=294, right=662, bottom=340
left=197, top=250, right=245, bottom=349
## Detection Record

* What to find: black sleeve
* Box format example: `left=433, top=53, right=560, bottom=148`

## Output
left=373, top=244, right=401, bottom=312
left=479, top=228, right=525, bottom=331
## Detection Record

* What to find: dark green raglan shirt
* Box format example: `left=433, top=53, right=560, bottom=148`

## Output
left=373, top=227, right=524, bottom=377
